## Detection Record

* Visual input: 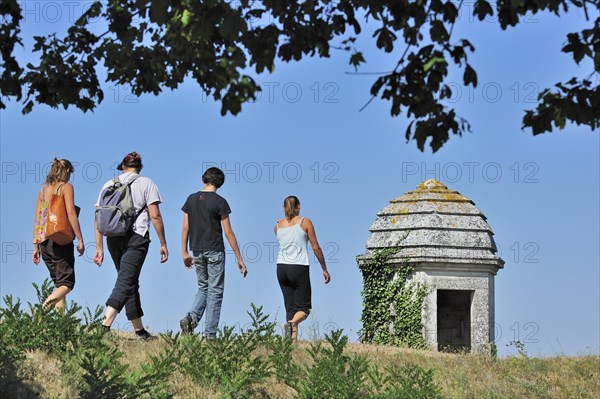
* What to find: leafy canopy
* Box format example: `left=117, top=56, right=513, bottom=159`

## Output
left=1, top=0, right=598, bottom=151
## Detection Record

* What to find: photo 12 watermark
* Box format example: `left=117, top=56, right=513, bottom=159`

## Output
left=202, top=81, right=340, bottom=105
left=19, top=1, right=102, bottom=24
left=422, top=321, right=540, bottom=344
left=443, top=81, right=541, bottom=104
left=201, top=161, right=340, bottom=184
left=453, top=1, right=539, bottom=25
left=1, top=161, right=154, bottom=185
left=495, top=241, right=540, bottom=264
left=401, top=161, right=540, bottom=184
left=1, top=240, right=341, bottom=266
left=225, top=241, right=340, bottom=265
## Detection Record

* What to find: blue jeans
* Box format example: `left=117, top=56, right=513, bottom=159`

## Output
left=187, top=251, right=225, bottom=338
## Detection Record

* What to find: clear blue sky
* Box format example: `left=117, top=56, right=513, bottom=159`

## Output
left=1, top=2, right=598, bottom=357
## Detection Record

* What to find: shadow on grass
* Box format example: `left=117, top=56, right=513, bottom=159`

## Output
left=1, top=363, right=44, bottom=399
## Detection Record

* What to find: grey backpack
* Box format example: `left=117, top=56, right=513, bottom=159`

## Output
left=95, top=175, right=145, bottom=237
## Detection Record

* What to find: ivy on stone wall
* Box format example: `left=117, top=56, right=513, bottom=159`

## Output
left=358, top=246, right=428, bottom=349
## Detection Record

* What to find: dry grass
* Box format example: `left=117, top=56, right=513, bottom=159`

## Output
left=344, top=342, right=599, bottom=399
left=19, top=350, right=78, bottom=399
left=14, top=334, right=600, bottom=399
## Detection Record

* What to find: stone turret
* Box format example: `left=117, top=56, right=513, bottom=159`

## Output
left=361, top=179, right=504, bottom=353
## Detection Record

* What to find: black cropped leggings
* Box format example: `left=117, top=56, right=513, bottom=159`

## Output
left=106, top=232, right=150, bottom=320
left=276, top=263, right=312, bottom=322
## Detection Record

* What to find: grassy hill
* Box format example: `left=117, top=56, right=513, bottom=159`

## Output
left=1, top=284, right=598, bottom=399
left=4, top=328, right=599, bottom=398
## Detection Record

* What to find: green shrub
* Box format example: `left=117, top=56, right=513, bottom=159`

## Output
left=0, top=280, right=180, bottom=398
left=268, top=333, right=301, bottom=389
left=1, top=282, right=444, bottom=399
left=0, top=280, right=105, bottom=357
left=295, top=330, right=370, bottom=399
left=179, top=304, right=275, bottom=399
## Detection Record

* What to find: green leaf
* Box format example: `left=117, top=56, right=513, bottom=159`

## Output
left=22, top=100, right=34, bottom=114
left=181, top=9, right=191, bottom=27
left=75, top=1, right=102, bottom=26
left=349, top=51, right=365, bottom=71
left=423, top=57, right=446, bottom=72
left=429, top=20, right=449, bottom=44
left=374, top=27, right=396, bottom=53
left=474, top=0, right=494, bottom=21
left=463, top=63, right=478, bottom=87
left=149, top=0, right=171, bottom=25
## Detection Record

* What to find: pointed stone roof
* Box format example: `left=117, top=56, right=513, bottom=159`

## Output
left=364, top=179, right=504, bottom=268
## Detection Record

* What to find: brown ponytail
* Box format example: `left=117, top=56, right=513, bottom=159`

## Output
left=284, top=196, right=300, bottom=221
left=45, top=158, right=73, bottom=184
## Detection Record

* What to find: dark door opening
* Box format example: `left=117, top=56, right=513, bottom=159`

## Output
left=437, top=290, right=472, bottom=352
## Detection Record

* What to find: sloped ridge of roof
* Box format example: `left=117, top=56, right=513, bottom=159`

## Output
left=364, top=179, right=504, bottom=268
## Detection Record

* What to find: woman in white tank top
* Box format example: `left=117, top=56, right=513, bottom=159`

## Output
left=275, top=196, right=330, bottom=342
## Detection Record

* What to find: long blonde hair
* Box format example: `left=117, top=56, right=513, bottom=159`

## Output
left=284, top=196, right=300, bottom=221
left=45, top=158, right=73, bottom=184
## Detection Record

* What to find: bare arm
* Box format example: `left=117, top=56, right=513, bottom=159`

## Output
left=148, top=202, right=168, bottom=263
left=222, top=215, right=247, bottom=277
left=93, top=214, right=104, bottom=267
left=62, top=184, right=83, bottom=241
left=304, top=218, right=331, bottom=284
left=181, top=212, right=192, bottom=268
left=32, top=190, right=42, bottom=265
left=62, top=183, right=85, bottom=256
left=274, top=219, right=281, bottom=235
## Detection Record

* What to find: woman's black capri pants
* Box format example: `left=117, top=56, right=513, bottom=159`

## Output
left=276, top=263, right=312, bottom=321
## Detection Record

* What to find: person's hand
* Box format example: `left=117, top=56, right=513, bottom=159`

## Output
left=160, top=245, right=169, bottom=263
left=238, top=258, right=247, bottom=277
left=76, top=241, right=85, bottom=256
left=94, top=248, right=104, bottom=267
left=323, top=270, right=331, bottom=284
left=183, top=252, right=193, bottom=269
left=32, top=247, right=40, bottom=265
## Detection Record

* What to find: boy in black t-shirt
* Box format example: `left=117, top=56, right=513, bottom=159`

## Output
left=180, top=167, right=247, bottom=337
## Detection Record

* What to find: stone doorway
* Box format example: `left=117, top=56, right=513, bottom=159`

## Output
left=437, top=290, right=473, bottom=352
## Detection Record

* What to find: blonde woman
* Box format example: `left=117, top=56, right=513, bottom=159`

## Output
left=32, top=158, right=85, bottom=310
left=275, top=195, right=330, bottom=342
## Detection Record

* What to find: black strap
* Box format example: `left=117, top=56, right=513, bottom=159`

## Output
left=111, top=174, right=146, bottom=222
left=134, top=203, right=147, bottom=219
left=128, top=174, right=147, bottom=221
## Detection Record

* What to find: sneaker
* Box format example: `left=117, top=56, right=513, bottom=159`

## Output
left=135, top=329, right=157, bottom=342
left=203, top=333, right=216, bottom=341
left=180, top=314, right=197, bottom=335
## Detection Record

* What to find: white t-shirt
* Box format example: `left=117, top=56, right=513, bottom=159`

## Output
left=96, top=172, right=162, bottom=237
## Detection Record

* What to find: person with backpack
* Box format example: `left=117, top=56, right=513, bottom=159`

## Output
left=275, top=196, right=330, bottom=342
left=32, top=158, right=85, bottom=310
left=179, top=167, right=247, bottom=338
left=93, top=152, right=168, bottom=340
